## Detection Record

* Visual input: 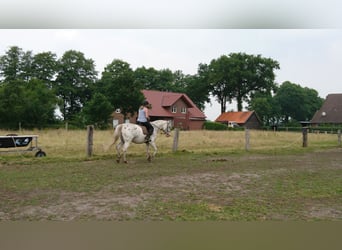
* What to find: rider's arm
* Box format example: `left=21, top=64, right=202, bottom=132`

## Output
left=144, top=107, right=150, bottom=121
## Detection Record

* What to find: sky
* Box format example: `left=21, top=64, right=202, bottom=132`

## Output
left=0, top=1, right=341, bottom=120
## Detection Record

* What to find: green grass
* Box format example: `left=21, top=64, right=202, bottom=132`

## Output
left=1, top=146, right=341, bottom=221
left=1, top=128, right=339, bottom=159
left=0, top=129, right=341, bottom=221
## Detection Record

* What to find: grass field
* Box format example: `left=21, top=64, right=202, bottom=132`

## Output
left=0, top=129, right=341, bottom=221
left=1, top=128, right=338, bottom=158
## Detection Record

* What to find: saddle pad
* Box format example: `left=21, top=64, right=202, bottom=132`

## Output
left=138, top=125, right=148, bottom=135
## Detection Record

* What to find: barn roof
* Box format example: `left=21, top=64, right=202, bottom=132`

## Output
left=142, top=90, right=206, bottom=119
left=311, top=93, right=342, bottom=124
left=215, top=111, right=255, bottom=124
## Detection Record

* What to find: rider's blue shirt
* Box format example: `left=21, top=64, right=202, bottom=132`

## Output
left=137, top=108, right=147, bottom=122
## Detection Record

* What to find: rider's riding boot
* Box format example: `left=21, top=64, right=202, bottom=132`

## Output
left=145, top=134, right=151, bottom=142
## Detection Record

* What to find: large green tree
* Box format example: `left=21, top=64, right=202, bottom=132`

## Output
left=23, top=79, right=58, bottom=128
left=274, top=81, right=323, bottom=123
left=134, top=66, right=183, bottom=92
left=31, top=52, right=58, bottom=88
left=0, top=79, right=57, bottom=129
left=55, top=50, right=97, bottom=121
left=302, top=86, right=324, bottom=121
left=249, top=92, right=281, bottom=126
left=82, top=93, right=113, bottom=129
left=183, top=64, right=211, bottom=110
left=207, top=53, right=280, bottom=113
left=0, top=46, right=30, bottom=82
left=0, top=46, right=58, bottom=87
left=99, top=59, right=144, bottom=118
left=207, top=54, right=235, bottom=113
left=134, top=66, right=161, bottom=90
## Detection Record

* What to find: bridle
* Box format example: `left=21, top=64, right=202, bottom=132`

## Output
left=152, top=120, right=171, bottom=137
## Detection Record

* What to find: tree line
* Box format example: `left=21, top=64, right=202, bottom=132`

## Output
left=0, top=46, right=323, bottom=129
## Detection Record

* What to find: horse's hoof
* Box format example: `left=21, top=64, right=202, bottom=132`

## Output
left=124, top=160, right=128, bottom=164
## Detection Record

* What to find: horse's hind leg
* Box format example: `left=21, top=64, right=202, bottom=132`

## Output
left=122, top=142, right=131, bottom=164
left=116, top=142, right=123, bottom=163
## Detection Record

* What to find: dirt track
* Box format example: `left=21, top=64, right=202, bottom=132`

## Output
left=1, top=148, right=342, bottom=221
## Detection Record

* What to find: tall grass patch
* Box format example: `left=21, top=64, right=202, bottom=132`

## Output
left=0, top=129, right=339, bottom=160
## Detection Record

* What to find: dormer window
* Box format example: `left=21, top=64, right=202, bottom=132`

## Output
left=181, top=107, right=187, bottom=114
left=171, top=105, right=177, bottom=113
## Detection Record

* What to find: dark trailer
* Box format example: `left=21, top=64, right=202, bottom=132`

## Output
left=0, top=135, right=46, bottom=157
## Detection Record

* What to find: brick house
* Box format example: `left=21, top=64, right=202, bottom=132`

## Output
left=215, top=111, right=262, bottom=129
left=311, top=93, right=342, bottom=125
left=112, top=90, right=206, bottom=130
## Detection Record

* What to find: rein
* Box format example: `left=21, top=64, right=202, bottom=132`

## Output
left=152, top=121, right=170, bottom=136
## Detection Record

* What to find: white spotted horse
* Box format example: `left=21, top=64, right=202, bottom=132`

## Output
left=110, top=120, right=172, bottom=163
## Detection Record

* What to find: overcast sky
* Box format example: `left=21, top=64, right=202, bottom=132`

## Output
left=0, top=1, right=341, bottom=120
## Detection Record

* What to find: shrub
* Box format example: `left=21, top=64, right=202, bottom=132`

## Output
left=203, top=121, right=228, bottom=130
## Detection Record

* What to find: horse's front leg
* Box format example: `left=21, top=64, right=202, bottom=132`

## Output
left=150, top=141, right=158, bottom=160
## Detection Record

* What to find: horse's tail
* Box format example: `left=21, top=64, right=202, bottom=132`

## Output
left=104, top=124, right=123, bottom=152
left=113, top=124, right=123, bottom=144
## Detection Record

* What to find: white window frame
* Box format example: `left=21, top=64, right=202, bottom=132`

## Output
left=181, top=107, right=187, bottom=114
left=171, top=105, right=177, bottom=113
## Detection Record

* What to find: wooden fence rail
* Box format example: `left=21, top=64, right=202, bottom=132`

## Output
left=83, top=127, right=341, bottom=156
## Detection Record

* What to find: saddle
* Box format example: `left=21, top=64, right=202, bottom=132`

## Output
left=137, top=124, right=148, bottom=135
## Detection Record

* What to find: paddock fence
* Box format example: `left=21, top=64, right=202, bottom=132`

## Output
left=1, top=127, right=340, bottom=159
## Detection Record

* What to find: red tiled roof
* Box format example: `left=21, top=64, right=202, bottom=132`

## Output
left=215, top=111, right=254, bottom=124
left=142, top=90, right=206, bottom=119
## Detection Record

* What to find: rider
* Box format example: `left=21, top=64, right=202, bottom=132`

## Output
left=137, top=100, right=154, bottom=142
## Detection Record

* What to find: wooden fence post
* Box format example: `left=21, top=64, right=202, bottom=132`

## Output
left=302, top=127, right=308, bottom=147
left=86, top=125, right=94, bottom=157
left=245, top=128, right=250, bottom=151
left=172, top=128, right=179, bottom=152
left=338, top=129, right=341, bottom=147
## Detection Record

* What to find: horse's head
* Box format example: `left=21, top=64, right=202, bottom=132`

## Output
left=153, top=120, right=172, bottom=137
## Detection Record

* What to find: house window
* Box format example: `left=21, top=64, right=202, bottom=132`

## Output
left=172, top=106, right=177, bottom=113
left=181, top=107, right=187, bottom=114
left=124, top=119, right=130, bottom=123
left=115, top=108, right=121, bottom=113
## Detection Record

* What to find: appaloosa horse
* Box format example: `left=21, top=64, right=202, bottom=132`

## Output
left=110, top=120, right=172, bottom=163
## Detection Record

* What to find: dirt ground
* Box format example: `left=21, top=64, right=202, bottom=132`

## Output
left=1, top=148, right=342, bottom=221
